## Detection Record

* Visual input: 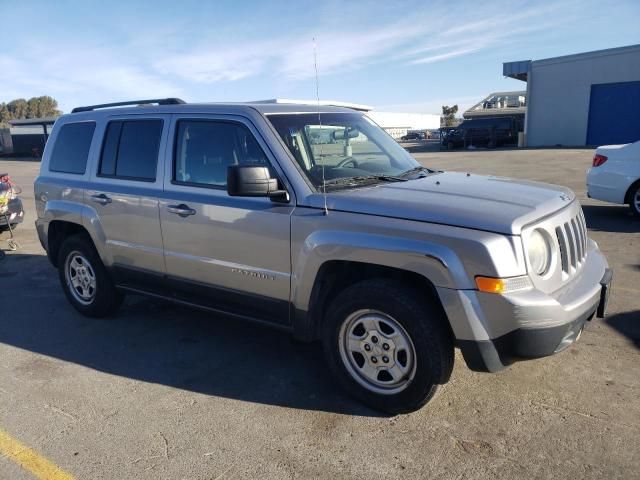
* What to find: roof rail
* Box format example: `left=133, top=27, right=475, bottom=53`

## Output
left=71, top=98, right=186, bottom=113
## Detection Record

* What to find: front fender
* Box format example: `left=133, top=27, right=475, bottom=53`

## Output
left=291, top=229, right=470, bottom=313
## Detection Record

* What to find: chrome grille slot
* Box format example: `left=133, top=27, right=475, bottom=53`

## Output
left=556, top=226, right=569, bottom=272
left=564, top=223, right=577, bottom=269
left=571, top=218, right=582, bottom=260
left=555, top=210, right=588, bottom=275
left=579, top=210, right=588, bottom=254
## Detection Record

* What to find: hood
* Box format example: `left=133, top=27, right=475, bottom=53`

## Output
left=306, top=171, right=575, bottom=234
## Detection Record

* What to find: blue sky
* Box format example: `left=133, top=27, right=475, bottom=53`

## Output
left=1, top=0, right=639, bottom=114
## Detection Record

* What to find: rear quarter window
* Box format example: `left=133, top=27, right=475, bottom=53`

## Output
left=49, top=122, right=96, bottom=174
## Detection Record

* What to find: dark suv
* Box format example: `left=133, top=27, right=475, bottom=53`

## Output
left=400, top=132, right=425, bottom=141
left=445, top=117, right=518, bottom=149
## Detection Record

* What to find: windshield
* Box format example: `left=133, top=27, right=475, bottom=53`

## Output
left=267, top=112, right=421, bottom=189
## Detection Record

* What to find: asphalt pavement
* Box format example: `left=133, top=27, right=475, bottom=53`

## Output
left=0, top=148, right=638, bottom=479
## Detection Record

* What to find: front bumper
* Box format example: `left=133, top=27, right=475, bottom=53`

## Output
left=441, top=244, right=611, bottom=373
left=0, top=198, right=24, bottom=226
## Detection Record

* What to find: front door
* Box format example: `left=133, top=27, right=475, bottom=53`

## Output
left=159, top=115, right=294, bottom=326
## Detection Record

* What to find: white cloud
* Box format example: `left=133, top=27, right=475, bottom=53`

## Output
left=153, top=43, right=276, bottom=83
left=1, top=44, right=184, bottom=112
left=277, top=22, right=426, bottom=80
left=151, top=2, right=570, bottom=84
left=409, top=47, right=483, bottom=65
left=0, top=0, right=595, bottom=112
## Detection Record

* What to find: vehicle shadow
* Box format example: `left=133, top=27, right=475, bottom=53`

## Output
left=582, top=204, right=638, bottom=233
left=605, top=311, right=640, bottom=349
left=0, top=253, right=382, bottom=416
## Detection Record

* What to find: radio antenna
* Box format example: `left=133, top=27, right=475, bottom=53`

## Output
left=313, top=37, right=328, bottom=216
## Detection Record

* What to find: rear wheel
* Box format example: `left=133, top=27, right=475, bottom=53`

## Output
left=58, top=234, right=123, bottom=317
left=322, top=279, right=453, bottom=414
left=629, top=182, right=640, bottom=217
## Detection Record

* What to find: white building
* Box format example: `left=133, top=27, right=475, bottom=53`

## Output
left=255, top=99, right=440, bottom=139
left=504, top=44, right=640, bottom=146
left=366, top=111, right=440, bottom=138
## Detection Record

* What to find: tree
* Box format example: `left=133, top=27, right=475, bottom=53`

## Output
left=0, top=96, right=61, bottom=127
left=27, top=96, right=61, bottom=119
left=7, top=99, right=28, bottom=120
left=441, top=105, right=459, bottom=127
left=0, top=103, right=12, bottom=125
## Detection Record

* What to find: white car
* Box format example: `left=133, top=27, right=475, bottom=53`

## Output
left=587, top=140, right=640, bottom=216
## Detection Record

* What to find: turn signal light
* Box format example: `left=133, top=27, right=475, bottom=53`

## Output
left=592, top=154, right=608, bottom=167
left=476, top=277, right=506, bottom=293
left=475, top=276, right=532, bottom=294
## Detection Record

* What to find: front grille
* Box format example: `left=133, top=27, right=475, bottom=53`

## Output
left=555, top=209, right=588, bottom=274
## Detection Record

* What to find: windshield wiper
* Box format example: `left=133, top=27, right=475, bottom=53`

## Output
left=399, top=166, right=433, bottom=178
left=372, top=174, right=408, bottom=182
left=322, top=175, right=408, bottom=187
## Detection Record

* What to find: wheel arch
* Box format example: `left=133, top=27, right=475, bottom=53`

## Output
left=47, top=220, right=93, bottom=267
left=624, top=177, right=640, bottom=204
left=293, top=260, right=454, bottom=343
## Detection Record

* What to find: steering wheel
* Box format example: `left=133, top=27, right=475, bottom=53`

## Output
left=335, top=157, right=359, bottom=168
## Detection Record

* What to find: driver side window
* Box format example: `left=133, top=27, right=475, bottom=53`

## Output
left=173, top=120, right=271, bottom=188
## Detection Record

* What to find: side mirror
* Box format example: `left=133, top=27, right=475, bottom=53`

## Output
left=227, top=165, right=289, bottom=202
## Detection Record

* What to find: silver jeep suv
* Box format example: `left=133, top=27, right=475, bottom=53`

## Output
left=34, top=98, right=612, bottom=413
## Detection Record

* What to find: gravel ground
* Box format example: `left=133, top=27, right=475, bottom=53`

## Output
left=0, top=147, right=638, bottom=480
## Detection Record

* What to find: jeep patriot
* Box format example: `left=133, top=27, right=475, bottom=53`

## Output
left=34, top=98, right=612, bottom=413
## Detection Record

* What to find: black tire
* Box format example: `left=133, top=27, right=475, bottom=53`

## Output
left=322, top=278, right=454, bottom=414
left=628, top=182, right=640, bottom=217
left=57, top=234, right=123, bottom=317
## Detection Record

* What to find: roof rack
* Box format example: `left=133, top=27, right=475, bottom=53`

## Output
left=71, top=98, right=186, bottom=113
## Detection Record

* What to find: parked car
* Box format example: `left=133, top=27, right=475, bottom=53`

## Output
left=35, top=98, right=611, bottom=413
left=445, top=117, right=518, bottom=149
left=400, top=132, right=425, bottom=141
left=587, top=140, right=640, bottom=216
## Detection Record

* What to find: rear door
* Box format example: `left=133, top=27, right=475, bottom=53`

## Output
left=158, top=114, right=294, bottom=326
left=86, top=115, right=169, bottom=279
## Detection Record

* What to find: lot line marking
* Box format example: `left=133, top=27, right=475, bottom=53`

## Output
left=0, top=427, right=75, bottom=480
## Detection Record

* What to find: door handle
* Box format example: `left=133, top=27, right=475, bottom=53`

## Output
left=90, top=193, right=112, bottom=205
left=167, top=204, right=196, bottom=217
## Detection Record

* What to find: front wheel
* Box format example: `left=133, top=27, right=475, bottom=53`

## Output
left=322, top=279, right=453, bottom=414
left=58, top=234, right=123, bottom=317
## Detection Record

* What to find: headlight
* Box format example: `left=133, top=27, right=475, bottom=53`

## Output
left=527, top=229, right=552, bottom=275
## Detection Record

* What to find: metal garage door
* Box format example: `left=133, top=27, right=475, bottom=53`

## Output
left=587, top=81, right=640, bottom=145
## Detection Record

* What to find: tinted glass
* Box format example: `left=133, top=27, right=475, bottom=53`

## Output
left=99, top=121, right=122, bottom=176
left=115, top=120, right=162, bottom=180
left=174, top=121, right=270, bottom=187
left=49, top=122, right=95, bottom=174
left=268, top=113, right=420, bottom=189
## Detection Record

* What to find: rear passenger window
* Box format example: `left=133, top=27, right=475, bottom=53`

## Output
left=99, top=120, right=163, bottom=181
left=173, top=121, right=271, bottom=188
left=49, top=122, right=96, bottom=174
